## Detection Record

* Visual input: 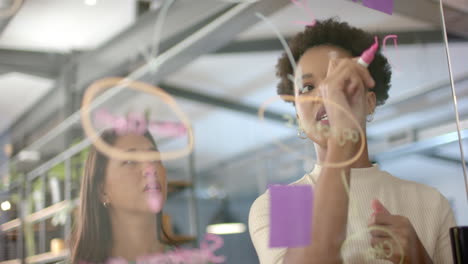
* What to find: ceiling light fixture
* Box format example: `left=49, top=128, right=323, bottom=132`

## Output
left=206, top=198, right=246, bottom=235
left=85, top=0, right=97, bottom=6
left=206, top=223, right=246, bottom=235
left=1, top=201, right=11, bottom=211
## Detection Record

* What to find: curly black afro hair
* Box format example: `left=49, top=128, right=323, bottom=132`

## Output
left=276, top=18, right=392, bottom=106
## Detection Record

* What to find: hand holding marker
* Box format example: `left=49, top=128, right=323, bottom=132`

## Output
left=300, top=37, right=378, bottom=97
left=358, top=36, right=379, bottom=67
left=349, top=36, right=379, bottom=101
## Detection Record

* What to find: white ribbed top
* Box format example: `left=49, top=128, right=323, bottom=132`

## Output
left=248, top=164, right=456, bottom=264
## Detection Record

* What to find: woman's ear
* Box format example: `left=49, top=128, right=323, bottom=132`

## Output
left=99, top=183, right=108, bottom=203
left=366, top=91, right=377, bottom=115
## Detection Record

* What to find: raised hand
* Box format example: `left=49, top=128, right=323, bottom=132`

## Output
left=368, top=199, right=433, bottom=264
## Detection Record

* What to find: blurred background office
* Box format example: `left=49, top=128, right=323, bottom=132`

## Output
left=0, top=0, right=467, bottom=263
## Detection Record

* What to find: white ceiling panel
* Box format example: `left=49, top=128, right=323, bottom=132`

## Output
left=0, top=0, right=135, bottom=51
left=238, top=0, right=435, bottom=41
left=164, top=52, right=281, bottom=99
left=0, top=72, right=54, bottom=132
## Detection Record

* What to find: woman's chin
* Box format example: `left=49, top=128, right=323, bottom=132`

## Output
left=141, top=204, right=164, bottom=214
left=145, top=193, right=164, bottom=213
left=306, top=133, right=327, bottom=148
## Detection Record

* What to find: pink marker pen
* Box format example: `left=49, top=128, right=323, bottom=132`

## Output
left=357, top=36, right=379, bottom=68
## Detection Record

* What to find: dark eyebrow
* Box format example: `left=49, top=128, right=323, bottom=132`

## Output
left=125, top=147, right=157, bottom=152
left=302, top=73, right=314, bottom=80
left=125, top=148, right=137, bottom=152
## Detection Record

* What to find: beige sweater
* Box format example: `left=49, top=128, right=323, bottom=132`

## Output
left=248, top=164, right=456, bottom=264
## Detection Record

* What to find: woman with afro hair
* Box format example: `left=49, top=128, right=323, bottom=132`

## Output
left=249, top=18, right=455, bottom=264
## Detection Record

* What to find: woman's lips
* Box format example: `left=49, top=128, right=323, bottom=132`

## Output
left=315, top=106, right=330, bottom=126
left=143, top=182, right=162, bottom=192
left=319, top=119, right=330, bottom=126
left=316, top=107, right=327, bottom=121
left=145, top=183, right=163, bottom=212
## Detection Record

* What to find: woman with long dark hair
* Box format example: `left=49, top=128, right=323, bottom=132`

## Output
left=70, top=130, right=171, bottom=263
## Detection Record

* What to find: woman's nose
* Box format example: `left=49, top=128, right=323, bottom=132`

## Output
left=143, top=164, right=157, bottom=178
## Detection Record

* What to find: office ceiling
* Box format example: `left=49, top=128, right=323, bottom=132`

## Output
left=0, top=1, right=467, bottom=218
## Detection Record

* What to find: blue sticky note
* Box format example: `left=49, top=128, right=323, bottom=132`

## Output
left=269, top=185, right=313, bottom=248
left=362, top=0, right=394, bottom=15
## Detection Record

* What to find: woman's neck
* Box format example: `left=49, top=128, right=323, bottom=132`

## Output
left=109, top=210, right=164, bottom=261
left=315, top=139, right=373, bottom=168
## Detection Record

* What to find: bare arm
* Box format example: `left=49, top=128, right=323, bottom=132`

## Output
left=283, top=143, right=354, bottom=264
left=283, top=57, right=375, bottom=264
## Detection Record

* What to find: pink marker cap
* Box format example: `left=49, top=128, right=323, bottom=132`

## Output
left=360, top=36, right=379, bottom=66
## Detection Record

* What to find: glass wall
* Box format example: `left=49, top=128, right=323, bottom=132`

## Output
left=0, top=0, right=467, bottom=263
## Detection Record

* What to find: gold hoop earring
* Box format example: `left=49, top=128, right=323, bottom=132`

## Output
left=297, top=119, right=308, bottom=140
left=297, top=127, right=308, bottom=139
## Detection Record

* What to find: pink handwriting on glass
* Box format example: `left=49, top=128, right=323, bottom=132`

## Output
left=94, top=109, right=187, bottom=138
left=382, top=34, right=400, bottom=73
left=101, top=233, right=225, bottom=264
left=290, top=0, right=316, bottom=26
